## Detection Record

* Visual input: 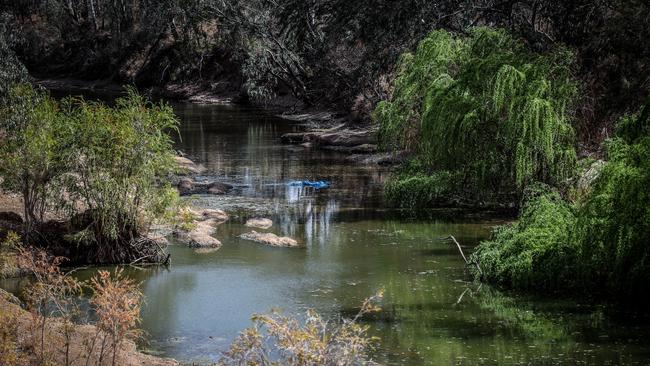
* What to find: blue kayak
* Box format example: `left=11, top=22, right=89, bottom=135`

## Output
left=288, top=180, right=331, bottom=189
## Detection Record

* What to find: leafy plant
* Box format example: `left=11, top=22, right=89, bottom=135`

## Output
left=473, top=97, right=650, bottom=304
left=376, top=28, right=577, bottom=201
left=220, top=291, right=383, bottom=366
left=0, top=85, right=73, bottom=239
left=0, top=231, right=20, bottom=278
left=575, top=97, right=650, bottom=300
left=60, top=88, right=179, bottom=262
left=0, top=308, right=19, bottom=366
left=0, top=84, right=179, bottom=263
left=471, top=185, right=577, bottom=291
left=0, top=13, right=28, bottom=104
left=385, top=170, right=459, bottom=210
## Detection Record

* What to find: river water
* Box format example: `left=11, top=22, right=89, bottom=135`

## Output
left=4, top=100, right=650, bottom=365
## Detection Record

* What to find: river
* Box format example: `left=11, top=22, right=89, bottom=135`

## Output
left=4, top=99, right=650, bottom=365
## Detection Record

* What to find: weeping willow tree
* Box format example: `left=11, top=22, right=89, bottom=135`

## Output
left=376, top=28, right=577, bottom=201
left=471, top=98, right=650, bottom=305
left=574, top=96, right=650, bottom=301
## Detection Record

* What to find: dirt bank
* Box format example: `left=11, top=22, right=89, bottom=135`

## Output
left=0, top=288, right=178, bottom=366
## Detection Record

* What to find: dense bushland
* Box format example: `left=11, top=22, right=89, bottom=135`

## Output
left=574, top=98, right=650, bottom=300
left=0, top=85, right=179, bottom=263
left=2, top=1, right=648, bottom=125
left=378, top=28, right=577, bottom=207
left=472, top=99, right=650, bottom=304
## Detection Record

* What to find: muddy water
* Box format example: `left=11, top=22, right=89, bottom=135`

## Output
left=5, top=101, right=650, bottom=365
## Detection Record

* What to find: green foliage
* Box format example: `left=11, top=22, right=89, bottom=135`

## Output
left=0, top=85, right=73, bottom=234
left=385, top=170, right=459, bottom=210
left=471, top=186, right=577, bottom=291
left=0, top=85, right=178, bottom=262
left=0, top=231, right=20, bottom=278
left=61, top=88, right=178, bottom=246
left=473, top=99, right=650, bottom=304
left=574, top=97, right=650, bottom=300
left=376, top=27, right=577, bottom=198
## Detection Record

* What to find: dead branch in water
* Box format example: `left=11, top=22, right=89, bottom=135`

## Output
left=440, top=235, right=483, bottom=275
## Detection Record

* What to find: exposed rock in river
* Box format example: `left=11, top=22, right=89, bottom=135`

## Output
left=207, top=182, right=234, bottom=195
left=178, top=177, right=195, bottom=195
left=346, top=150, right=410, bottom=165
left=240, top=231, right=299, bottom=247
left=201, top=208, right=229, bottom=222
left=187, top=230, right=222, bottom=248
left=245, top=218, right=273, bottom=229
left=176, top=178, right=234, bottom=196
left=280, top=123, right=378, bottom=154
left=174, top=156, right=206, bottom=175
left=173, top=208, right=228, bottom=250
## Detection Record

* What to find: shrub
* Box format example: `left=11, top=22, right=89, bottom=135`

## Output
left=471, top=186, right=577, bottom=291
left=0, top=84, right=179, bottom=263
left=0, top=309, right=19, bottom=366
left=88, top=269, right=143, bottom=366
left=473, top=98, right=650, bottom=304
left=376, top=27, right=577, bottom=199
left=0, top=13, right=28, bottom=103
left=0, top=85, right=73, bottom=239
left=385, top=171, right=459, bottom=210
left=60, top=88, right=179, bottom=262
left=575, top=97, right=650, bottom=300
left=17, top=246, right=82, bottom=365
left=220, top=291, right=383, bottom=366
left=0, top=231, right=20, bottom=278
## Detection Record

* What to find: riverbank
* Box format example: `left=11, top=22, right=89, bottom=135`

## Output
left=39, top=77, right=403, bottom=169
left=0, top=288, right=178, bottom=366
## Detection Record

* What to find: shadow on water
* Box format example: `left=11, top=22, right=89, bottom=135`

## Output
left=4, top=92, right=650, bottom=365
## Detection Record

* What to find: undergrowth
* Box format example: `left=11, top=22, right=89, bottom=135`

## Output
left=472, top=97, right=650, bottom=304
left=471, top=185, right=577, bottom=291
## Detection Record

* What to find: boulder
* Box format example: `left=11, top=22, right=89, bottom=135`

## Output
left=245, top=218, right=273, bottom=229
left=174, top=156, right=206, bottom=175
left=577, top=160, right=606, bottom=193
left=172, top=207, right=228, bottom=250
left=201, top=209, right=229, bottom=222
left=240, top=231, right=299, bottom=247
left=178, top=207, right=202, bottom=221
left=187, top=231, right=222, bottom=248
left=207, top=182, right=233, bottom=195
left=320, top=144, right=378, bottom=153
left=315, top=130, right=377, bottom=147
left=281, top=132, right=307, bottom=144
left=177, top=179, right=234, bottom=196
left=177, top=178, right=195, bottom=196
left=146, top=234, right=169, bottom=247
left=0, top=288, right=20, bottom=306
left=174, top=221, right=221, bottom=248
